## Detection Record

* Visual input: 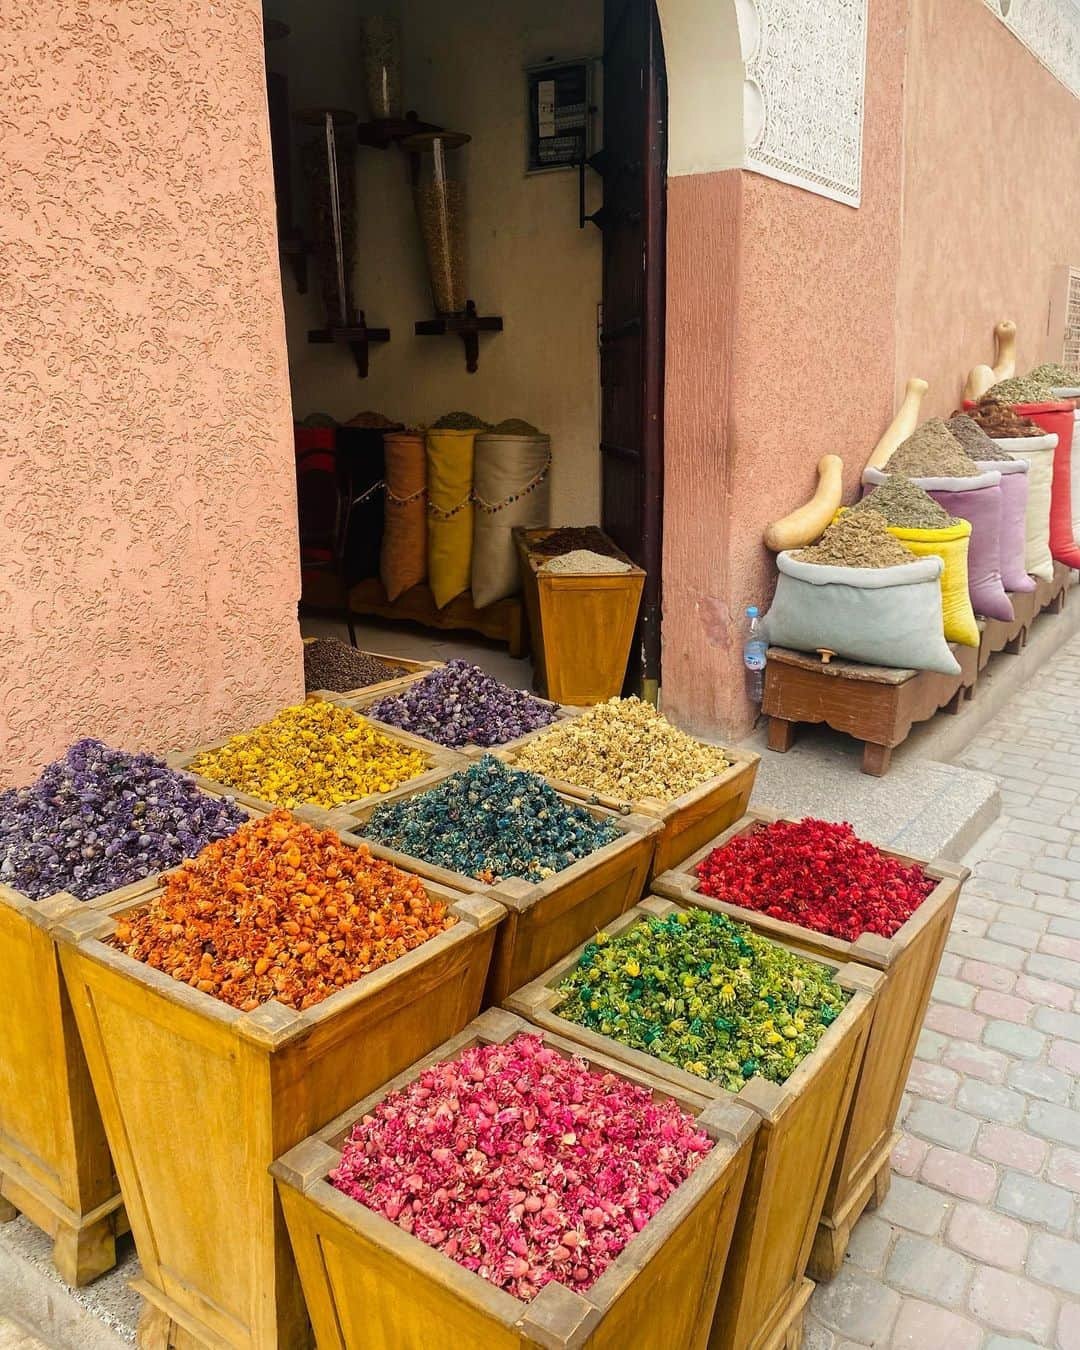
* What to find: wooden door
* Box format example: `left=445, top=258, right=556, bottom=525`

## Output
left=599, top=0, right=666, bottom=694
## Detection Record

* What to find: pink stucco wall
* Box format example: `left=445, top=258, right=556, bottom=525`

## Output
left=662, top=0, right=907, bottom=739
left=896, top=0, right=1080, bottom=415
left=0, top=2, right=302, bottom=786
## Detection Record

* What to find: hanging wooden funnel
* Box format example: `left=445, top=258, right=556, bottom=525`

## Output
left=864, top=378, right=928, bottom=471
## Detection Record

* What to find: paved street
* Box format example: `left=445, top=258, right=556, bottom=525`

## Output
left=806, top=632, right=1080, bottom=1349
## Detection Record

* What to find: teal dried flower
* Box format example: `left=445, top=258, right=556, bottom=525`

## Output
left=556, top=908, right=849, bottom=1092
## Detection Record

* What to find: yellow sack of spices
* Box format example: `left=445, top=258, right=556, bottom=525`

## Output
left=426, top=428, right=477, bottom=609
left=887, top=520, right=979, bottom=647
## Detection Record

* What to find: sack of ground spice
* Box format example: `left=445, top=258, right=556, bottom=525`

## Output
left=1030, top=363, right=1079, bottom=389
left=186, top=701, right=429, bottom=810
left=512, top=696, right=730, bottom=803
left=470, top=429, right=551, bottom=609
left=361, top=755, right=621, bottom=883
left=694, top=817, right=936, bottom=942
left=946, top=414, right=1014, bottom=463
left=764, top=518, right=959, bottom=674
left=883, top=419, right=981, bottom=479
left=983, top=376, right=1055, bottom=405
left=368, top=659, right=558, bottom=749
left=303, top=639, right=407, bottom=694
left=0, top=740, right=248, bottom=901
left=863, top=465, right=1013, bottom=622
left=329, top=1032, right=713, bottom=1301
left=555, top=907, right=850, bottom=1091
left=846, top=492, right=977, bottom=646
left=110, top=810, right=455, bottom=1011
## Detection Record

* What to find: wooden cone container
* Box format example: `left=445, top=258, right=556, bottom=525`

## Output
left=342, top=767, right=662, bottom=1005
left=514, top=527, right=645, bottom=704
left=272, top=1008, right=760, bottom=1350
left=54, top=849, right=504, bottom=1349
left=505, top=897, right=877, bottom=1350
left=652, top=807, right=969, bottom=1281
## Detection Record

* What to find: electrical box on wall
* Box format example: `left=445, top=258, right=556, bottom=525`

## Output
left=525, top=58, right=600, bottom=174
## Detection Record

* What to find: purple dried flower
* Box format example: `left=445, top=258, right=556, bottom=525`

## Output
left=369, top=660, right=558, bottom=748
left=0, top=740, right=249, bottom=901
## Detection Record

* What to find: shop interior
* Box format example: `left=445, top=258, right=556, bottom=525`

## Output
left=263, top=0, right=665, bottom=698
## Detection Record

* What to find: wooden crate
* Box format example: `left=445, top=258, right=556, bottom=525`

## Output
left=343, top=768, right=662, bottom=1005
left=505, top=898, right=877, bottom=1350
left=336, top=684, right=586, bottom=762
left=307, top=652, right=445, bottom=703
left=514, top=528, right=645, bottom=705
left=496, top=730, right=760, bottom=884
left=652, top=807, right=969, bottom=1281
left=763, top=641, right=979, bottom=776
left=271, top=1007, right=759, bottom=1350
left=166, top=717, right=463, bottom=825
left=54, top=850, right=505, bottom=1350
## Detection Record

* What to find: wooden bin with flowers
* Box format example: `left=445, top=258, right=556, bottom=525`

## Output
left=0, top=782, right=281, bottom=1288
left=341, top=763, right=663, bottom=1006
left=652, top=807, right=968, bottom=1281
left=494, top=721, right=760, bottom=884
left=53, top=814, right=505, bottom=1350
left=331, top=681, right=587, bottom=762
left=306, top=649, right=445, bottom=703
left=271, top=1007, right=760, bottom=1350
left=505, top=896, right=878, bottom=1350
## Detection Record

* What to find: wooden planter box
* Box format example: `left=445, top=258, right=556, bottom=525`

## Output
left=514, top=528, right=645, bottom=705
left=497, top=729, right=760, bottom=884
left=166, top=719, right=462, bottom=825
left=271, top=1008, right=759, bottom=1350
left=505, top=898, right=877, bottom=1350
left=653, top=808, right=969, bottom=1282
left=343, top=769, right=661, bottom=1005
left=307, top=652, right=445, bottom=703
left=54, top=850, right=505, bottom=1350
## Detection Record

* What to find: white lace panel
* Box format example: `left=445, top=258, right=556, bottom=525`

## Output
left=737, top=0, right=869, bottom=208
left=985, top=0, right=1080, bottom=99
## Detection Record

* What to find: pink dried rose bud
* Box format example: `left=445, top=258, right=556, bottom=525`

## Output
left=330, top=1033, right=712, bottom=1300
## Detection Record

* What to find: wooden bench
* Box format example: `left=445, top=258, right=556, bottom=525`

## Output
left=763, top=642, right=979, bottom=777
left=978, top=562, right=1072, bottom=669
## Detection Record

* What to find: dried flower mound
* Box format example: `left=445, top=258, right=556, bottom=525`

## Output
left=557, top=908, right=849, bottom=1092
left=1029, top=363, right=1078, bottom=388
left=0, top=740, right=248, bottom=902
left=369, top=660, right=557, bottom=749
left=848, top=476, right=953, bottom=530
left=362, top=755, right=621, bottom=883
left=984, top=376, right=1056, bottom=405
left=110, top=809, right=454, bottom=1010
left=431, top=410, right=492, bottom=431
left=513, top=697, right=730, bottom=803
left=188, top=702, right=427, bottom=809
left=945, top=414, right=1014, bottom=463
left=330, top=1032, right=712, bottom=1300
left=303, top=640, right=406, bottom=694
left=695, top=817, right=935, bottom=942
left=885, top=419, right=981, bottom=479
left=528, top=527, right=625, bottom=560
left=793, top=510, right=915, bottom=569
left=966, top=401, right=1047, bottom=439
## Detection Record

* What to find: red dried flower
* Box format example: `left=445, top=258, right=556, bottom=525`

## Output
left=695, top=818, right=934, bottom=942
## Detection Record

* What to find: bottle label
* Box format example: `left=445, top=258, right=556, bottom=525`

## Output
left=744, top=650, right=767, bottom=672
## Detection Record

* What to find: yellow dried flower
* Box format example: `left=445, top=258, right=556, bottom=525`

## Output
left=188, top=702, right=428, bottom=809
left=512, top=697, right=729, bottom=803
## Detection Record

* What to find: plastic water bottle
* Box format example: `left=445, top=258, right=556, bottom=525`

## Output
left=743, top=606, right=767, bottom=703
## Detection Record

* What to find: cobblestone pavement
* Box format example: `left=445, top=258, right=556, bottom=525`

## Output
left=0, top=1316, right=46, bottom=1349
left=806, top=634, right=1080, bottom=1350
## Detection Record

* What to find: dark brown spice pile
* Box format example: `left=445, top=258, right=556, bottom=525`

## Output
left=529, top=526, right=625, bottom=559
left=946, top=414, right=1014, bottom=463
left=303, top=639, right=407, bottom=694
left=965, top=402, right=1048, bottom=439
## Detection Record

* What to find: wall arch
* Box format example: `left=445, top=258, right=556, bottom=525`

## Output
left=653, top=0, right=744, bottom=176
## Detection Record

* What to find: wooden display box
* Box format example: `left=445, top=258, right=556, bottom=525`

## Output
left=343, top=769, right=662, bottom=1006
left=653, top=807, right=969, bottom=1282
left=763, top=641, right=979, bottom=776
left=0, top=793, right=268, bottom=1287
left=505, top=898, right=877, bottom=1350
left=496, top=728, right=760, bottom=884
left=166, top=719, right=463, bottom=825
left=514, top=528, right=645, bottom=705
left=981, top=562, right=1073, bottom=668
left=336, top=684, right=586, bottom=762
left=54, top=851, right=505, bottom=1350
left=271, top=1008, right=760, bottom=1350
left=307, top=651, right=445, bottom=703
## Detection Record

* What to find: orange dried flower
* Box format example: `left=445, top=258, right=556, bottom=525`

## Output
left=110, top=810, right=455, bottom=1011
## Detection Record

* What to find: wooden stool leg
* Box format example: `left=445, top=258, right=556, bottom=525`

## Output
left=767, top=718, right=797, bottom=753
left=862, top=742, right=892, bottom=776
left=867, top=1155, right=893, bottom=1210
left=808, top=1221, right=849, bottom=1284
left=52, top=1213, right=117, bottom=1287
left=0, top=1181, right=17, bottom=1223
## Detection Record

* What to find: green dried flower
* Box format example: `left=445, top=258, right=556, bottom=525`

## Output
left=556, top=907, right=849, bottom=1093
